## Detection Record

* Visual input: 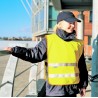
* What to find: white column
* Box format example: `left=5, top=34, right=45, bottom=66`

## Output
left=77, top=11, right=84, bottom=40
left=28, top=64, right=37, bottom=96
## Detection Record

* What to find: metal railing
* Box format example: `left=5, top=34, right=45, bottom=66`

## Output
left=15, top=63, right=38, bottom=97
left=0, top=55, right=39, bottom=97
left=0, top=43, right=45, bottom=97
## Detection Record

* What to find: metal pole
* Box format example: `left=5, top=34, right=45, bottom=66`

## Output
left=77, top=11, right=84, bottom=40
left=91, top=0, right=98, bottom=97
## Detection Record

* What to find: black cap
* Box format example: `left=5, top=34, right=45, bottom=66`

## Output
left=57, top=11, right=81, bottom=24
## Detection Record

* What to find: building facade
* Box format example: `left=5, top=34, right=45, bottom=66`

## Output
left=32, top=0, right=92, bottom=58
left=73, top=11, right=92, bottom=58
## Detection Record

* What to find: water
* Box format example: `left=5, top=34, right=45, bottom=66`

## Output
left=0, top=40, right=38, bottom=50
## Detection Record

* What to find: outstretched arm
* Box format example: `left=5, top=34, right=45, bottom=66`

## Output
left=4, top=38, right=47, bottom=63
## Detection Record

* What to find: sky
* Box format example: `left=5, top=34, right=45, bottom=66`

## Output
left=0, top=0, right=32, bottom=38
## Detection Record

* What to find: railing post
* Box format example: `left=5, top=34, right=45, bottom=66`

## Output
left=0, top=55, right=18, bottom=97
left=26, top=63, right=38, bottom=97
left=0, top=43, right=27, bottom=97
left=36, top=61, right=46, bottom=97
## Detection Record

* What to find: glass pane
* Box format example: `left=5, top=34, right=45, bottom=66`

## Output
left=49, top=6, right=58, bottom=28
left=89, top=11, right=92, bottom=22
left=88, top=36, right=92, bottom=45
left=49, top=20, right=57, bottom=28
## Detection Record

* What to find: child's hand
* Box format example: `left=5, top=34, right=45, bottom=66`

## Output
left=4, top=47, right=12, bottom=52
left=80, top=88, right=86, bottom=97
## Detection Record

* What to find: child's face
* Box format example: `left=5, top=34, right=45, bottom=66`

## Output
left=58, top=20, right=75, bottom=33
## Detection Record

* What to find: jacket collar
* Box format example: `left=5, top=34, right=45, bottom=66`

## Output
left=56, top=29, right=76, bottom=41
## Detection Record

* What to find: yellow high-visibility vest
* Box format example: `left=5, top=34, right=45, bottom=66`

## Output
left=46, top=34, right=83, bottom=85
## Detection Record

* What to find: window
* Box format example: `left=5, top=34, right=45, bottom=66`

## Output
left=49, top=6, right=58, bottom=28
left=88, top=35, right=92, bottom=45
left=89, top=11, right=92, bottom=23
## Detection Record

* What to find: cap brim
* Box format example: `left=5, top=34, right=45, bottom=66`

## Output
left=65, top=17, right=81, bottom=23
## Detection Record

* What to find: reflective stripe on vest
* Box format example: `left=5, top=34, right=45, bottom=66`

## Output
left=48, top=63, right=77, bottom=67
left=49, top=73, right=79, bottom=78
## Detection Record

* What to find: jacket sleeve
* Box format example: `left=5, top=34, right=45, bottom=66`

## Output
left=11, top=38, right=47, bottom=63
left=78, top=52, right=88, bottom=89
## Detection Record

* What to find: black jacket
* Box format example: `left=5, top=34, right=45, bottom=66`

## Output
left=12, top=29, right=88, bottom=96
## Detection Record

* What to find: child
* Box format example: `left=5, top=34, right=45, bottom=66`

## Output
left=4, top=11, right=88, bottom=97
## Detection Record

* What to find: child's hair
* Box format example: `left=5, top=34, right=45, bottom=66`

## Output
left=53, top=24, right=58, bottom=33
left=53, top=21, right=62, bottom=33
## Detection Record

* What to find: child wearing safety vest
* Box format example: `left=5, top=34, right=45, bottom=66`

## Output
left=4, top=11, right=88, bottom=97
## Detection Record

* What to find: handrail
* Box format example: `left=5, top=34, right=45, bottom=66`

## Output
left=15, top=64, right=37, bottom=78
left=0, top=44, right=28, bottom=97
left=0, top=50, right=11, bottom=56
left=16, top=78, right=36, bottom=97
left=14, top=63, right=38, bottom=97
left=0, top=43, right=40, bottom=97
left=0, top=81, right=13, bottom=88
